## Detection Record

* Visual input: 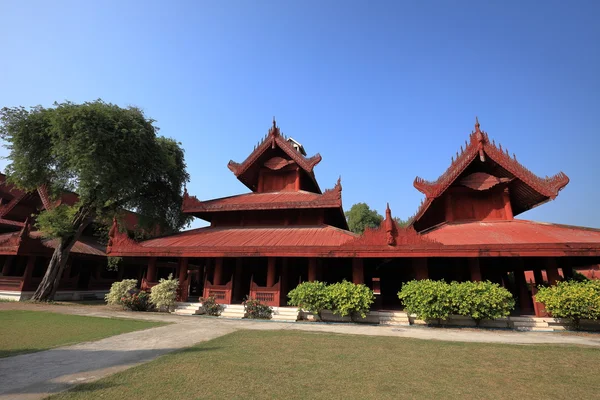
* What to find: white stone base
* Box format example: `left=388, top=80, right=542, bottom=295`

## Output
left=0, top=290, right=108, bottom=302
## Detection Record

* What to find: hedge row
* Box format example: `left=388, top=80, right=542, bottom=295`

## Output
left=398, top=280, right=515, bottom=326
left=287, top=280, right=375, bottom=321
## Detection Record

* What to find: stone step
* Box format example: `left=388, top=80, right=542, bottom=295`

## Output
left=512, top=321, right=550, bottom=328
left=173, top=308, right=203, bottom=316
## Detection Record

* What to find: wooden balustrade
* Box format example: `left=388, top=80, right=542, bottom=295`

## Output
left=249, top=276, right=281, bottom=307
left=202, top=277, right=233, bottom=304
left=141, top=278, right=159, bottom=291
left=0, top=276, right=24, bottom=291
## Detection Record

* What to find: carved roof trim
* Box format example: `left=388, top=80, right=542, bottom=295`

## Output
left=409, top=118, right=570, bottom=227
left=344, top=204, right=442, bottom=248
left=182, top=178, right=343, bottom=213
left=227, top=120, right=322, bottom=183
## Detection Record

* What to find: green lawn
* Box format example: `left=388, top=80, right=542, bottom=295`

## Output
left=0, top=310, right=164, bottom=358
left=48, top=330, right=600, bottom=400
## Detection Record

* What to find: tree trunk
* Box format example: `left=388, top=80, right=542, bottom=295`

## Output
left=30, top=239, right=74, bottom=301
left=31, top=206, right=92, bottom=302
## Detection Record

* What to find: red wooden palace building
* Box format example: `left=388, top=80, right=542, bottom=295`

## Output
left=104, top=119, right=600, bottom=314
left=0, top=177, right=156, bottom=301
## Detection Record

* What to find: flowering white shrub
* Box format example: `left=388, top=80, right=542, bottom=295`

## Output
left=150, top=274, right=179, bottom=312
left=105, top=279, right=138, bottom=306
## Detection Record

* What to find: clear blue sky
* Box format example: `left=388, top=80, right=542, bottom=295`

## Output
left=1, top=1, right=599, bottom=229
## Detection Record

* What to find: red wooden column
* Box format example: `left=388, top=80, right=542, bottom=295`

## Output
left=412, top=258, right=428, bottom=280
left=213, top=258, right=223, bottom=285
left=352, top=259, right=364, bottom=284
left=468, top=258, right=482, bottom=282
left=20, top=256, right=36, bottom=291
left=1, top=256, right=14, bottom=276
left=267, top=257, right=276, bottom=287
left=308, top=258, right=317, bottom=282
left=178, top=257, right=188, bottom=286
left=546, top=258, right=561, bottom=285
left=146, top=257, right=157, bottom=282
left=502, top=188, right=514, bottom=220
left=514, top=269, right=533, bottom=314
left=178, top=257, right=188, bottom=301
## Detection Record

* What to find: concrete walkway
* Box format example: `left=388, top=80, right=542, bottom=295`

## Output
left=1, top=303, right=600, bottom=400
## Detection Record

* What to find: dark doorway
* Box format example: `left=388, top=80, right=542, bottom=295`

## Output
left=373, top=258, right=413, bottom=310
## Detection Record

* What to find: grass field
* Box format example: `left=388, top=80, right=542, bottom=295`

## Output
left=48, top=329, right=600, bottom=400
left=0, top=310, right=164, bottom=358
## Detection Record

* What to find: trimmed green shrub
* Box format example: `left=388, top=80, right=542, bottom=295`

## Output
left=201, top=296, right=224, bottom=316
left=328, top=280, right=375, bottom=321
left=150, top=273, right=179, bottom=312
left=398, top=280, right=452, bottom=324
left=287, top=281, right=332, bottom=321
left=105, top=279, right=138, bottom=306
left=450, top=281, right=515, bottom=326
left=121, top=290, right=151, bottom=311
left=243, top=296, right=273, bottom=319
left=536, top=280, right=600, bottom=330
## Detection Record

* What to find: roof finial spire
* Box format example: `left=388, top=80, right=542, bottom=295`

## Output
left=272, top=116, right=276, bottom=129
left=475, top=116, right=480, bottom=133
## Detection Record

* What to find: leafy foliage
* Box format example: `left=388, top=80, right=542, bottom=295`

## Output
left=449, top=281, right=515, bottom=325
left=0, top=100, right=192, bottom=300
left=345, top=203, right=383, bottom=234
left=287, top=281, right=332, bottom=321
left=328, top=280, right=375, bottom=320
left=121, top=290, right=151, bottom=312
left=536, top=280, right=600, bottom=330
left=150, top=273, right=179, bottom=312
left=399, top=280, right=516, bottom=325
left=398, top=280, right=453, bottom=323
left=393, top=216, right=410, bottom=228
left=201, top=296, right=224, bottom=316
left=105, top=279, right=138, bottom=306
left=243, top=296, right=273, bottom=319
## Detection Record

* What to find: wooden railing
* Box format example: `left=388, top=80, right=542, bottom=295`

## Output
left=0, top=276, right=24, bottom=291
left=249, top=277, right=281, bottom=307
left=141, top=278, right=159, bottom=291
left=203, top=278, right=232, bottom=304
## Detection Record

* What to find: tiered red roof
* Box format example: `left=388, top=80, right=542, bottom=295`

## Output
left=182, top=180, right=342, bottom=215
left=424, top=220, right=600, bottom=246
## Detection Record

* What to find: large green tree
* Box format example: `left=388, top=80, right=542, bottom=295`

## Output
left=345, top=203, right=383, bottom=234
left=0, top=100, right=191, bottom=301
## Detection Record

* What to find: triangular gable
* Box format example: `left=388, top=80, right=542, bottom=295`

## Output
left=227, top=119, right=322, bottom=192
left=410, top=118, right=569, bottom=227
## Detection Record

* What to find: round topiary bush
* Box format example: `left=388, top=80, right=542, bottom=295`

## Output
left=287, top=281, right=331, bottom=321
left=398, top=279, right=453, bottom=324
left=328, top=280, right=375, bottom=321
left=449, top=281, right=515, bottom=326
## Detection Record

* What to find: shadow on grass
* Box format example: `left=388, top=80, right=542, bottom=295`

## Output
left=0, top=346, right=220, bottom=397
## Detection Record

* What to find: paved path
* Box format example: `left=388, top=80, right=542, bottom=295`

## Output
left=1, top=303, right=600, bottom=400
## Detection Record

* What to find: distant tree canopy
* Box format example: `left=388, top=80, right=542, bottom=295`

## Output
left=0, top=100, right=191, bottom=301
left=394, top=217, right=410, bottom=228
left=345, top=203, right=383, bottom=234
left=345, top=203, right=411, bottom=234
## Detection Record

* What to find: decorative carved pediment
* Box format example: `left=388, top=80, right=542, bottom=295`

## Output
left=459, top=172, right=512, bottom=191
left=107, top=217, right=141, bottom=253
left=347, top=204, right=441, bottom=248
left=264, top=157, right=295, bottom=170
